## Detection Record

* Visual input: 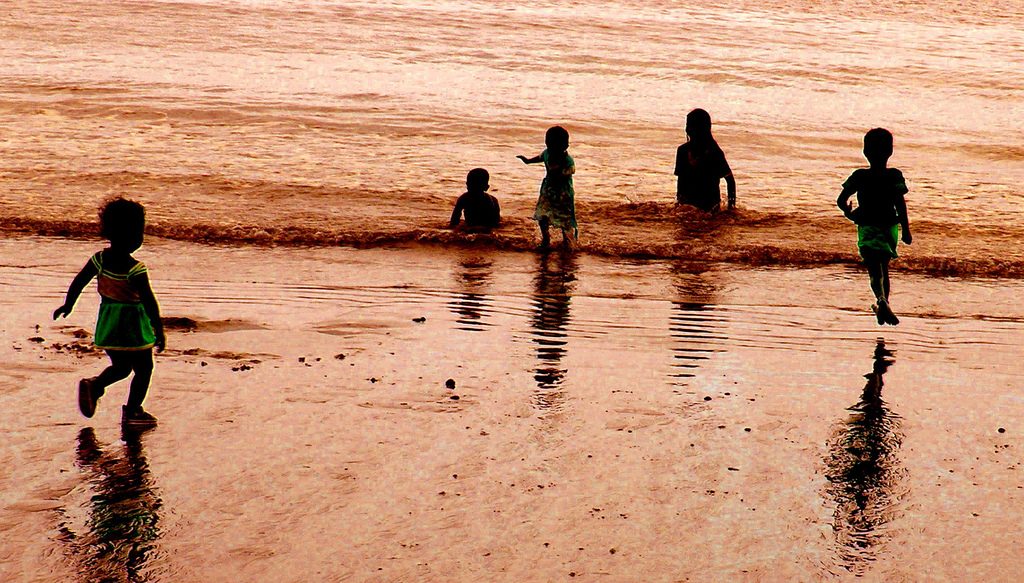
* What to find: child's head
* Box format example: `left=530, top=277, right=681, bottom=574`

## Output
left=466, top=168, right=489, bottom=192
left=685, top=108, right=713, bottom=141
left=545, top=126, right=570, bottom=153
left=863, top=128, right=894, bottom=166
left=99, top=197, right=146, bottom=251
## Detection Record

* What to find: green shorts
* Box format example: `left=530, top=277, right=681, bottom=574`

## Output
left=857, top=224, right=899, bottom=262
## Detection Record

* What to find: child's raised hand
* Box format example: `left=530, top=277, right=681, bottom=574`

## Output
left=53, top=304, right=71, bottom=320
left=516, top=155, right=529, bottom=163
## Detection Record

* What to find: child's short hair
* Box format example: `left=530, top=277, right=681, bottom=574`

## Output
left=466, top=168, right=489, bottom=191
left=545, top=126, right=570, bottom=150
left=864, top=128, right=894, bottom=158
left=99, top=197, right=146, bottom=245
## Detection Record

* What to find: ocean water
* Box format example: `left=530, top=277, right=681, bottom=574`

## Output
left=1, top=0, right=1023, bottom=271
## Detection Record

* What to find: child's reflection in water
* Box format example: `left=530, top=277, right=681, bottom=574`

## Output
left=449, top=254, right=495, bottom=332
left=824, top=339, right=906, bottom=573
left=59, top=426, right=162, bottom=582
left=530, top=250, right=577, bottom=412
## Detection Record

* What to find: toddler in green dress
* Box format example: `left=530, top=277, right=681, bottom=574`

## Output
left=54, top=198, right=166, bottom=426
left=518, top=125, right=577, bottom=249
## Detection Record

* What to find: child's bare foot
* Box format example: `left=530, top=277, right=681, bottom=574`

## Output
left=883, top=303, right=900, bottom=325
left=875, top=299, right=899, bottom=325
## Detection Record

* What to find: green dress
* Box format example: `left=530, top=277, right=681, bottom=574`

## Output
left=533, top=149, right=578, bottom=236
left=91, top=252, right=156, bottom=351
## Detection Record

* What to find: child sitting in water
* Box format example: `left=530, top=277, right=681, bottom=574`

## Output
left=449, top=168, right=501, bottom=231
left=518, top=125, right=577, bottom=249
left=674, top=108, right=736, bottom=212
left=53, top=197, right=165, bottom=426
left=837, top=128, right=912, bottom=325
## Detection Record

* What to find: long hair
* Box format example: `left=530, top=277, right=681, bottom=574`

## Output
left=685, top=108, right=715, bottom=146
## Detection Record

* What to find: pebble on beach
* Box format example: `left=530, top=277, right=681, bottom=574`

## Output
left=412, top=317, right=426, bottom=323
left=445, top=378, right=456, bottom=389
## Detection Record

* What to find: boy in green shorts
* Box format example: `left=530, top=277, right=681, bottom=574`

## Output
left=837, top=128, right=913, bottom=325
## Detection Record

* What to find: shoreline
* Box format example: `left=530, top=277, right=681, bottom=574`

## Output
left=2, top=212, right=1023, bottom=279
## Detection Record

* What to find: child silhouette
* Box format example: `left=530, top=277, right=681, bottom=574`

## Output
left=518, top=126, right=577, bottom=249
left=674, top=108, right=736, bottom=212
left=837, top=128, right=912, bottom=325
left=54, top=198, right=165, bottom=425
left=450, top=168, right=500, bottom=231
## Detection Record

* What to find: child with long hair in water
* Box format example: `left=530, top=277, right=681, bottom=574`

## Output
left=837, top=128, right=912, bottom=325
left=54, top=197, right=165, bottom=425
left=674, top=108, right=736, bottom=212
left=518, top=125, right=578, bottom=249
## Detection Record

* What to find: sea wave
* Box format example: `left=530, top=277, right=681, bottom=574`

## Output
left=5, top=208, right=1024, bottom=279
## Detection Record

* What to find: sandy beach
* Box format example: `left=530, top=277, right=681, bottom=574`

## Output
left=3, top=0, right=1023, bottom=580
left=2, top=235, right=1022, bottom=582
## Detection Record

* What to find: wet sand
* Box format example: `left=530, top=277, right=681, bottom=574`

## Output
left=2, top=236, right=1023, bottom=582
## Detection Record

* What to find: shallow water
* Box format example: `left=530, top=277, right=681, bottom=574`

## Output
left=2, top=0, right=1023, bottom=273
left=2, top=237, right=1023, bottom=581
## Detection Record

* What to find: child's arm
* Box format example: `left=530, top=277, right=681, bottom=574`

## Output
left=896, top=195, right=912, bottom=244
left=449, top=197, right=465, bottom=228
left=517, top=154, right=543, bottom=164
left=53, top=260, right=99, bottom=319
left=560, top=156, right=575, bottom=177
left=725, top=172, right=737, bottom=210
left=836, top=187, right=857, bottom=221
left=134, top=273, right=166, bottom=352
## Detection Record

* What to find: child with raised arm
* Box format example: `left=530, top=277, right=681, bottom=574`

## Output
left=518, top=126, right=577, bottom=249
left=837, top=128, right=912, bottom=325
left=674, top=108, right=736, bottom=212
left=54, top=198, right=165, bottom=425
left=450, top=168, right=501, bottom=232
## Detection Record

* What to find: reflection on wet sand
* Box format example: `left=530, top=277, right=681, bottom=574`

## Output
left=529, top=250, right=577, bottom=412
left=824, top=339, right=906, bottom=573
left=448, top=254, right=495, bottom=332
left=57, top=426, right=162, bottom=582
left=669, top=263, right=727, bottom=384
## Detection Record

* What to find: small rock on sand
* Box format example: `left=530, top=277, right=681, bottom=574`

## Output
left=445, top=378, right=456, bottom=389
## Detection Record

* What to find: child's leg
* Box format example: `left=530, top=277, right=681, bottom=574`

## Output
left=124, top=349, right=155, bottom=410
left=880, top=260, right=891, bottom=301
left=560, top=228, right=574, bottom=249
left=865, top=260, right=885, bottom=302
left=867, top=259, right=899, bottom=324
left=539, top=218, right=551, bottom=248
left=93, top=350, right=134, bottom=396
